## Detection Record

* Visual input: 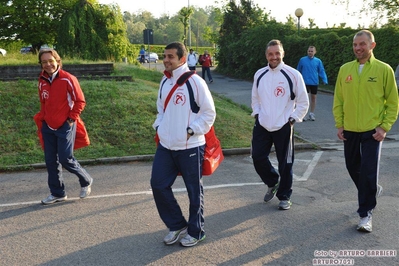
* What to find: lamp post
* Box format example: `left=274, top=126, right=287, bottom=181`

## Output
left=295, top=8, right=303, bottom=35
left=188, top=0, right=191, bottom=48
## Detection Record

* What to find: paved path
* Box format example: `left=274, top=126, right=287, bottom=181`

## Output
left=1, top=65, right=398, bottom=266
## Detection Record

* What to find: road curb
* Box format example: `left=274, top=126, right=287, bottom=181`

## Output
left=3, top=143, right=318, bottom=172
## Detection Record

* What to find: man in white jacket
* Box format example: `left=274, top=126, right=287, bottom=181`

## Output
left=151, top=42, right=216, bottom=247
left=251, top=39, right=309, bottom=210
left=187, top=48, right=198, bottom=71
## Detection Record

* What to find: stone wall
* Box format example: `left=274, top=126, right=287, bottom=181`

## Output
left=0, top=63, right=116, bottom=81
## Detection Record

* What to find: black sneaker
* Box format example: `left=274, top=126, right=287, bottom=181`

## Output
left=263, top=182, right=279, bottom=202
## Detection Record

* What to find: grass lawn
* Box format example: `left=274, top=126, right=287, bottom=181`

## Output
left=0, top=63, right=254, bottom=171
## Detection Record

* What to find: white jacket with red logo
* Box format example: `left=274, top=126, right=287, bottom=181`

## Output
left=251, top=62, right=309, bottom=132
left=153, top=64, right=216, bottom=150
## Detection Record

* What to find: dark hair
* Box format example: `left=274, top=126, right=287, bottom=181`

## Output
left=266, top=39, right=284, bottom=51
left=38, top=48, right=62, bottom=68
left=165, top=42, right=187, bottom=59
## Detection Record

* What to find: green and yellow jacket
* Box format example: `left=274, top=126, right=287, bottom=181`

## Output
left=333, top=54, right=399, bottom=133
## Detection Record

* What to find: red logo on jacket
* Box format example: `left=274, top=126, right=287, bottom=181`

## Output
left=174, top=92, right=186, bottom=106
left=274, top=86, right=285, bottom=97
left=345, top=75, right=353, bottom=83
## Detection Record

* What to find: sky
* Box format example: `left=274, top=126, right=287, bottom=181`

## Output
left=98, top=0, right=380, bottom=29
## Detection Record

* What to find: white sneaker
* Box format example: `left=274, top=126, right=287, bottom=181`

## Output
left=80, top=179, right=93, bottom=198
left=278, top=200, right=292, bottom=210
left=357, top=211, right=372, bottom=232
left=309, top=113, right=316, bottom=121
left=180, top=234, right=206, bottom=247
left=41, top=194, right=67, bottom=205
left=163, top=227, right=187, bottom=245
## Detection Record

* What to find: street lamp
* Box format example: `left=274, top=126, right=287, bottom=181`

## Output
left=188, top=0, right=191, bottom=48
left=295, top=8, right=303, bottom=35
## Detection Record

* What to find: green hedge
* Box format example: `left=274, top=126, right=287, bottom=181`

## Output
left=216, top=24, right=399, bottom=85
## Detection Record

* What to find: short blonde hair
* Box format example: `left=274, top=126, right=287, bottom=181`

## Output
left=38, top=48, right=62, bottom=68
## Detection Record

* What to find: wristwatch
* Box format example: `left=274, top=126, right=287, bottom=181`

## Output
left=187, top=127, right=194, bottom=136
left=289, top=117, right=296, bottom=125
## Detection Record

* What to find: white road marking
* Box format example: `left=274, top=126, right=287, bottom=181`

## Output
left=0, top=184, right=264, bottom=207
left=295, top=151, right=323, bottom=181
left=0, top=152, right=324, bottom=207
left=270, top=151, right=323, bottom=181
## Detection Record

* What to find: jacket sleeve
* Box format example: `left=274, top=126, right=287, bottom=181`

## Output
left=251, top=72, right=261, bottom=117
left=297, top=59, right=302, bottom=72
left=381, top=67, right=399, bottom=132
left=318, top=60, right=328, bottom=85
left=395, top=65, right=399, bottom=87
left=332, top=68, right=344, bottom=129
left=291, top=73, right=309, bottom=122
left=152, top=79, right=166, bottom=130
left=68, top=75, right=86, bottom=120
left=188, top=77, right=216, bottom=135
left=36, top=79, right=45, bottom=121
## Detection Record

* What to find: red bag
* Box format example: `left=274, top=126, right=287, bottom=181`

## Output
left=155, top=71, right=224, bottom=175
left=155, top=126, right=224, bottom=176
left=202, top=126, right=224, bottom=175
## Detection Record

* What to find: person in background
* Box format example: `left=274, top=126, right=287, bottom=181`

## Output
left=187, top=48, right=198, bottom=71
left=251, top=40, right=309, bottom=210
left=35, top=48, right=93, bottom=205
left=139, top=47, right=146, bottom=63
left=199, top=50, right=213, bottom=83
left=151, top=42, right=216, bottom=247
left=297, top=46, right=328, bottom=121
left=394, top=64, right=399, bottom=89
left=333, top=30, right=399, bottom=232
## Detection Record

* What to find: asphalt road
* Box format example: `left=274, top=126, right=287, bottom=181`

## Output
left=1, top=64, right=398, bottom=266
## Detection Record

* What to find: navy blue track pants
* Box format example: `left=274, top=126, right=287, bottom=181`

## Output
left=151, top=144, right=205, bottom=240
left=343, top=130, right=381, bottom=217
left=251, top=119, right=294, bottom=201
left=42, top=121, right=92, bottom=197
left=201, top=66, right=213, bottom=82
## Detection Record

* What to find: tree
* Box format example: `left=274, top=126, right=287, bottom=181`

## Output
left=332, top=0, right=399, bottom=25
left=203, top=7, right=223, bottom=46
left=127, top=21, right=146, bottom=44
left=308, top=18, right=316, bottom=29
left=178, top=6, right=194, bottom=47
left=56, top=0, right=133, bottom=62
left=163, top=16, right=185, bottom=45
left=218, top=0, right=269, bottom=71
left=284, top=14, right=296, bottom=28
left=0, top=0, right=76, bottom=52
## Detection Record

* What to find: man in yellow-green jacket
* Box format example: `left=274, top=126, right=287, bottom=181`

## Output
left=333, top=30, right=399, bottom=233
